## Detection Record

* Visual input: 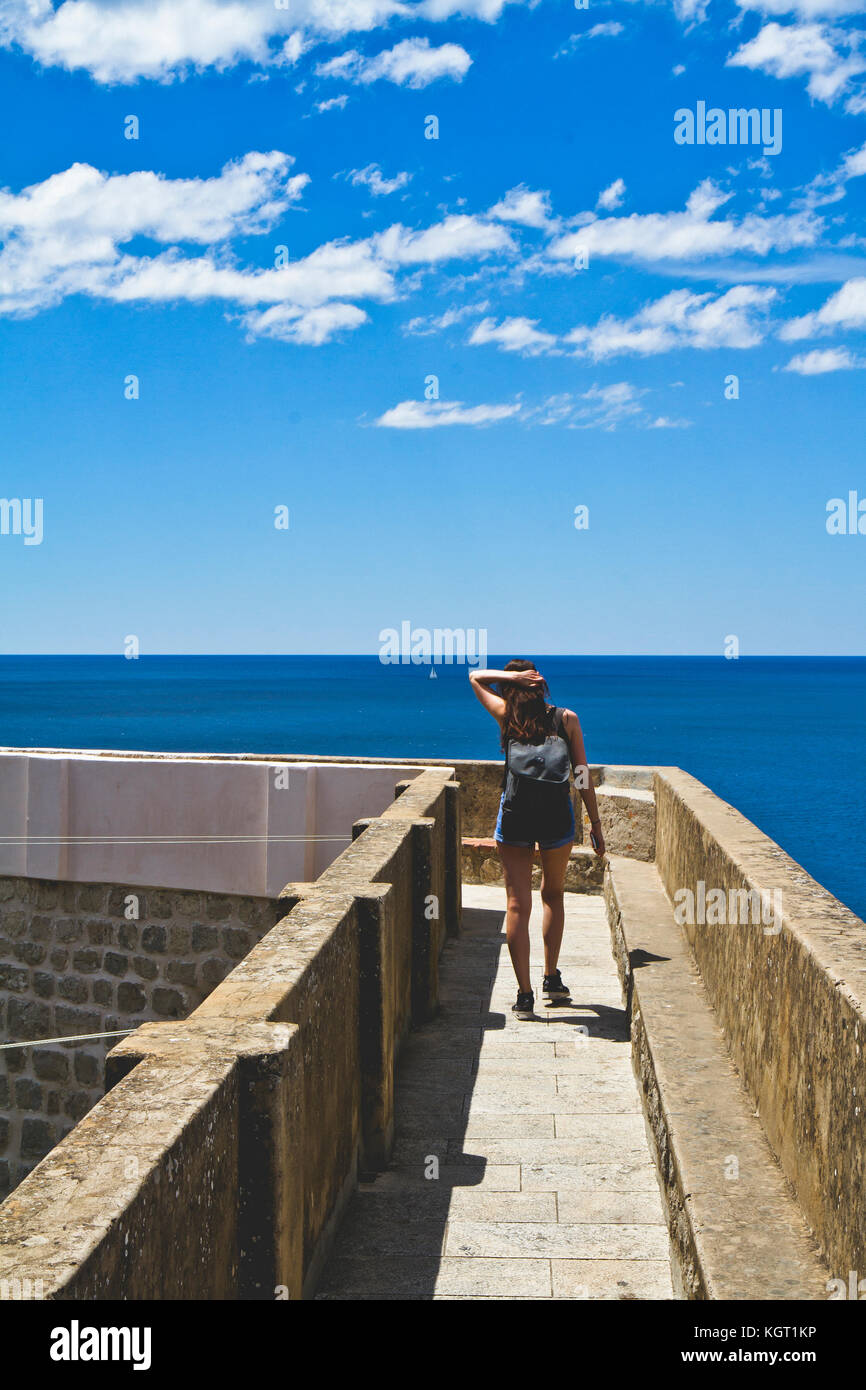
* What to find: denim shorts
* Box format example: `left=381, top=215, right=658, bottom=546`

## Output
left=494, top=791, right=575, bottom=851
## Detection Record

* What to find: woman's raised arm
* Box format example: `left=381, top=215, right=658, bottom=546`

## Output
left=468, top=667, right=544, bottom=723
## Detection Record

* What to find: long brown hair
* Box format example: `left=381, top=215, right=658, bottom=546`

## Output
left=499, top=659, right=555, bottom=749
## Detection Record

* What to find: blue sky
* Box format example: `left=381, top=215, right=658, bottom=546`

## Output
left=0, top=0, right=864, bottom=655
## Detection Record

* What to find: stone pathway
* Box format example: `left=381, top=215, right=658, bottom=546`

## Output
left=316, top=884, right=676, bottom=1300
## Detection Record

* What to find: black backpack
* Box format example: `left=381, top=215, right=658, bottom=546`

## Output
left=502, top=706, right=572, bottom=811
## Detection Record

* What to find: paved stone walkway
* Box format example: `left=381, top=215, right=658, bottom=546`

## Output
left=316, top=885, right=676, bottom=1300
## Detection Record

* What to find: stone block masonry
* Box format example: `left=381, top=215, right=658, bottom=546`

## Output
left=0, top=876, right=282, bottom=1200
left=653, top=767, right=866, bottom=1284
left=0, top=765, right=460, bottom=1299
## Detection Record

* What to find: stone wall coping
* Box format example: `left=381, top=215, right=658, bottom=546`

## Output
left=655, top=766, right=866, bottom=1005
left=597, top=785, right=655, bottom=803
left=0, top=745, right=615, bottom=773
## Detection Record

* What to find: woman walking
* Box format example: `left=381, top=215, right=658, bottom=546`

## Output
left=469, top=660, right=606, bottom=1020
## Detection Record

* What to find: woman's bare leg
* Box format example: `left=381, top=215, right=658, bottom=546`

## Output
left=539, top=843, right=572, bottom=974
left=497, top=843, right=534, bottom=993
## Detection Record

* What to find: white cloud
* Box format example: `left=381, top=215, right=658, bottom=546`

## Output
left=316, top=94, right=349, bottom=112
left=375, top=398, right=521, bottom=427
left=566, top=286, right=777, bottom=359
left=419, top=0, right=530, bottom=16
left=0, top=153, right=518, bottom=346
left=347, top=164, right=411, bottom=195
left=375, top=385, right=668, bottom=431
left=674, top=0, right=710, bottom=22
left=0, top=149, right=307, bottom=247
left=404, top=300, right=490, bottom=333
left=97, top=238, right=396, bottom=312
left=841, top=140, right=866, bottom=178
left=779, top=276, right=866, bottom=337
left=572, top=382, right=647, bottom=431
left=316, top=36, right=471, bottom=87
left=799, top=137, right=866, bottom=206
left=555, top=21, right=624, bottom=56
left=0, top=151, right=312, bottom=316
left=584, top=20, right=625, bottom=38
left=727, top=21, right=866, bottom=107
left=650, top=254, right=866, bottom=284
left=783, top=345, right=860, bottom=371
left=2, top=0, right=498, bottom=83
left=597, top=178, right=626, bottom=211
left=521, top=383, right=689, bottom=431
left=0, top=0, right=369, bottom=83
left=374, top=213, right=512, bottom=263
left=547, top=180, right=820, bottom=265
left=243, top=301, right=368, bottom=344
left=521, top=383, right=650, bottom=431
left=736, top=0, right=865, bottom=17
left=469, top=315, right=558, bottom=355
left=0, top=0, right=532, bottom=83
left=488, top=185, right=553, bottom=229
left=528, top=394, right=578, bottom=426
left=1, top=0, right=286, bottom=82
left=3, top=149, right=855, bottom=379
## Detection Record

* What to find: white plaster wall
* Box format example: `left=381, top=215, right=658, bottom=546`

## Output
left=310, top=764, right=421, bottom=879
left=0, top=751, right=427, bottom=896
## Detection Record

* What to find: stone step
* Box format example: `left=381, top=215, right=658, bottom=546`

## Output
left=462, top=840, right=604, bottom=892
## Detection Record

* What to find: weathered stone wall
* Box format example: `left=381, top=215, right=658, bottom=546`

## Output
left=461, top=840, right=605, bottom=892
left=579, top=786, right=656, bottom=861
left=0, top=876, right=282, bottom=1201
left=654, top=767, right=866, bottom=1283
left=0, top=1016, right=300, bottom=1300
left=0, top=765, right=460, bottom=1300
left=193, top=892, right=362, bottom=1292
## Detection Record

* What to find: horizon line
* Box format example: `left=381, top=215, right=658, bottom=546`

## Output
left=1, top=653, right=866, bottom=661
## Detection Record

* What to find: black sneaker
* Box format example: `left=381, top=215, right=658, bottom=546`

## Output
left=512, top=990, right=535, bottom=1021
left=542, top=969, right=571, bottom=1002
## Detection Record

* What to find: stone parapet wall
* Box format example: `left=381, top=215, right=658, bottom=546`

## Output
left=0, top=877, right=279, bottom=1201
left=0, top=765, right=460, bottom=1300
left=580, top=786, right=656, bottom=861
left=654, top=766, right=866, bottom=1282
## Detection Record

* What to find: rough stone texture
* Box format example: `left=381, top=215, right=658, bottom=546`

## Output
left=191, top=889, right=363, bottom=1296
left=0, top=878, right=281, bottom=1200
left=280, top=769, right=458, bottom=1184
left=605, top=854, right=831, bottom=1300
left=462, top=841, right=605, bottom=893
left=654, top=767, right=866, bottom=1285
left=0, top=764, right=461, bottom=1300
left=383, top=775, right=454, bottom=1014
left=580, top=787, right=656, bottom=861
left=107, top=1018, right=304, bottom=1300
left=0, top=1018, right=301, bottom=1299
left=316, top=885, right=675, bottom=1301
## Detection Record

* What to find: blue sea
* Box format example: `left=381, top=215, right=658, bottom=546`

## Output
left=0, top=655, right=863, bottom=921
